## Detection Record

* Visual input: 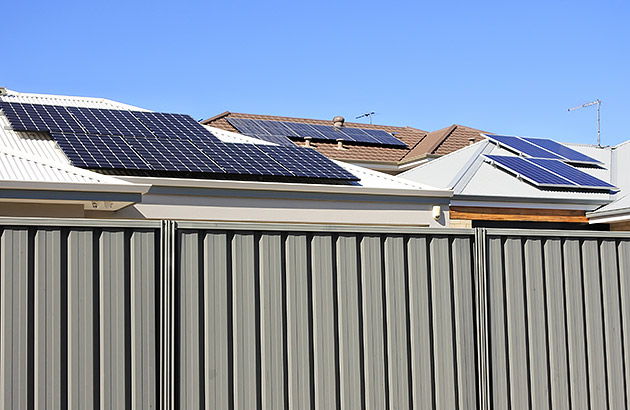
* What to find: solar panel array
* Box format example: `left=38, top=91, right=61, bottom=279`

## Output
left=227, top=117, right=407, bottom=147
left=485, top=155, right=616, bottom=191
left=0, top=102, right=359, bottom=182
left=485, top=134, right=602, bottom=165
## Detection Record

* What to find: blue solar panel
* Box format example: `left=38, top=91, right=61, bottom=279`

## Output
left=485, top=155, right=577, bottom=187
left=226, top=118, right=271, bottom=135
left=125, top=137, right=224, bottom=173
left=4, top=102, right=359, bottom=182
left=527, top=158, right=616, bottom=190
left=131, top=111, right=218, bottom=140
left=486, top=134, right=565, bottom=160
left=227, top=117, right=407, bottom=147
left=522, top=137, right=602, bottom=164
left=258, top=145, right=358, bottom=180
left=51, top=133, right=151, bottom=170
left=193, top=139, right=293, bottom=176
left=1, top=102, right=85, bottom=133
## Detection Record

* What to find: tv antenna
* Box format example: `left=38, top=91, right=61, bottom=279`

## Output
left=356, top=111, right=376, bottom=124
left=568, top=99, right=601, bottom=146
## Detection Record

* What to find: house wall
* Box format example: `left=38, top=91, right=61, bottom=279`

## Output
left=0, top=202, right=85, bottom=218
left=611, top=221, right=630, bottom=231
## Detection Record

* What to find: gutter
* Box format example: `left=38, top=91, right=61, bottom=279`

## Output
left=119, top=175, right=452, bottom=198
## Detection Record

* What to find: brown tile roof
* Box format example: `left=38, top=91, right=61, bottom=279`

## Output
left=202, top=112, right=487, bottom=165
left=400, top=124, right=487, bottom=163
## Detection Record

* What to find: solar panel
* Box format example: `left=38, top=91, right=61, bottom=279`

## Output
left=3, top=102, right=359, bottom=182
left=486, top=134, right=565, bottom=160
left=125, top=137, right=224, bottom=173
left=527, top=158, right=616, bottom=190
left=258, top=145, right=358, bottom=179
left=226, top=117, right=406, bottom=147
left=226, top=118, right=272, bottom=135
left=1, top=102, right=85, bottom=133
left=132, top=111, right=218, bottom=140
left=522, top=137, right=602, bottom=164
left=51, top=133, right=151, bottom=170
left=485, top=155, right=577, bottom=187
left=193, top=139, right=294, bottom=176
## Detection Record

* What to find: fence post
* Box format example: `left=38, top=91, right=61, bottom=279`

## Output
left=160, top=220, right=177, bottom=410
left=474, top=228, right=490, bottom=410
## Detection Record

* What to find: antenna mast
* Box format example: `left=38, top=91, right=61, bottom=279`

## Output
left=356, top=111, right=376, bottom=124
left=568, top=99, right=601, bottom=146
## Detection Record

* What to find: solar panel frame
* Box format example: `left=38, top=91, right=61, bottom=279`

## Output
left=486, top=134, right=566, bottom=160
left=527, top=158, right=616, bottom=190
left=485, top=155, right=578, bottom=187
left=522, top=137, right=602, bottom=165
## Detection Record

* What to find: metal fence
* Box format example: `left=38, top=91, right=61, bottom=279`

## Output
left=1, top=218, right=630, bottom=409
left=479, top=229, right=630, bottom=410
left=0, top=219, right=161, bottom=409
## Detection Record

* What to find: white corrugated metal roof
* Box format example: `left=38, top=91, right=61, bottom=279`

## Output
left=0, top=89, right=148, bottom=110
left=400, top=139, right=615, bottom=207
left=0, top=145, right=132, bottom=184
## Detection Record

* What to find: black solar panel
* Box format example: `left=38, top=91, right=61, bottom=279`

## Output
left=51, top=133, right=151, bottom=170
left=125, top=137, right=224, bottom=173
left=193, top=139, right=293, bottom=176
left=227, top=117, right=407, bottom=147
left=2, top=102, right=359, bottom=182
left=0, top=102, right=85, bottom=133
left=522, top=137, right=602, bottom=165
left=258, top=145, right=358, bottom=180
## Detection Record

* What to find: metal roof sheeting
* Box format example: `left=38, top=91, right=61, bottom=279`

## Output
left=0, top=146, right=132, bottom=184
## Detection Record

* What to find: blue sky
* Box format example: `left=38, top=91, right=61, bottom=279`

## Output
left=3, top=1, right=629, bottom=145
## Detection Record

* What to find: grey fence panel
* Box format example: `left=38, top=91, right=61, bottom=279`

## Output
left=336, top=235, right=362, bottom=409
left=484, top=230, right=630, bottom=410
left=0, top=221, right=160, bottom=410
left=0, top=228, right=29, bottom=409
left=177, top=226, right=478, bottom=410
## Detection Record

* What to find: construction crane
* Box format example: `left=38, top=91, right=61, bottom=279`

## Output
left=356, top=111, right=376, bottom=124
left=568, top=99, right=601, bottom=146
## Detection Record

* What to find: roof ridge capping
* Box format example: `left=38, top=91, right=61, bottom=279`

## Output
left=0, top=89, right=148, bottom=111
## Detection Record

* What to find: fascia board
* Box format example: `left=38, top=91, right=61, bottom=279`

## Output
left=118, top=176, right=453, bottom=199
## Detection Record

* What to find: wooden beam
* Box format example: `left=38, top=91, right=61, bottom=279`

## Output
left=450, top=206, right=589, bottom=223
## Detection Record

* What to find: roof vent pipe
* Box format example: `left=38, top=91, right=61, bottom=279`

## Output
left=469, top=137, right=475, bottom=145
left=0, top=87, right=6, bottom=96
left=304, top=136, right=312, bottom=147
left=336, top=138, right=345, bottom=150
left=333, top=116, right=345, bottom=128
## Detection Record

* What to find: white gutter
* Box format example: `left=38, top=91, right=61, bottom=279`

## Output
left=118, top=175, right=453, bottom=198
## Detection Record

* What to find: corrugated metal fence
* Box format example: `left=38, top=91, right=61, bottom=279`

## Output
left=1, top=218, right=630, bottom=409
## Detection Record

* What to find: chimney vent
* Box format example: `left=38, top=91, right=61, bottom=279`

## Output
left=336, top=138, right=345, bottom=150
left=304, top=136, right=312, bottom=147
left=468, top=137, right=476, bottom=146
left=333, top=116, right=345, bottom=127
left=0, top=87, right=7, bottom=96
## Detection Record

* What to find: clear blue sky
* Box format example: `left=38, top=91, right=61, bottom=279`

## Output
left=3, top=1, right=629, bottom=145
